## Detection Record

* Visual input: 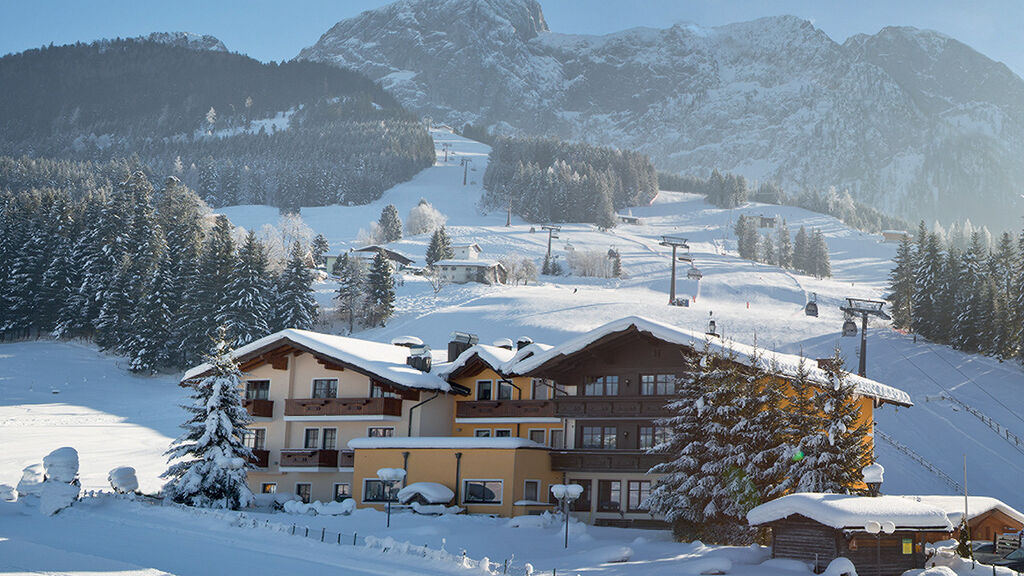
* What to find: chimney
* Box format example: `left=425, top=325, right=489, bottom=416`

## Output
left=493, top=338, right=514, bottom=350
left=406, top=345, right=432, bottom=372
left=516, top=336, right=533, bottom=350
left=448, top=331, right=479, bottom=360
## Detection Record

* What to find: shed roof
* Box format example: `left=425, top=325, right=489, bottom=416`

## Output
left=748, top=493, right=953, bottom=531
left=900, top=495, right=1024, bottom=527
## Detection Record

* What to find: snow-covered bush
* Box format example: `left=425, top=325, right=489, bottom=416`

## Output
left=0, top=484, right=16, bottom=502
left=108, top=466, right=139, bottom=494
left=566, top=249, right=614, bottom=278
left=821, top=557, right=857, bottom=576
left=43, top=447, right=79, bottom=483
left=397, top=482, right=454, bottom=505
left=405, top=199, right=447, bottom=236
left=40, top=481, right=80, bottom=516
left=17, top=463, right=43, bottom=497
left=282, top=498, right=355, bottom=516
left=357, top=221, right=385, bottom=245
left=499, top=254, right=538, bottom=285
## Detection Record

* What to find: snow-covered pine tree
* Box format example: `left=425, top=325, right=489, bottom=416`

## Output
left=990, top=232, right=1017, bottom=359
left=311, top=234, right=329, bottom=268
left=276, top=241, right=318, bottom=330
left=736, top=354, right=790, bottom=512
left=377, top=204, right=402, bottom=243
left=363, top=251, right=395, bottom=327
left=952, top=231, right=987, bottom=352
left=609, top=249, right=622, bottom=278
left=94, top=255, right=135, bottom=352
left=809, top=229, right=831, bottom=278
left=53, top=193, right=106, bottom=339
left=129, top=241, right=175, bottom=373
left=773, top=356, right=821, bottom=497
left=760, top=234, right=775, bottom=265
left=162, top=330, right=254, bottom=509
left=913, top=230, right=945, bottom=341
left=334, top=253, right=367, bottom=334
left=776, top=220, right=792, bottom=269
left=793, top=350, right=871, bottom=493
left=217, top=231, right=272, bottom=346
left=594, top=185, right=617, bottom=231
left=157, top=177, right=206, bottom=366
left=887, top=235, right=916, bottom=331
left=425, top=225, right=454, bottom=266
left=198, top=156, right=219, bottom=206
left=182, top=215, right=237, bottom=364
left=793, top=226, right=809, bottom=275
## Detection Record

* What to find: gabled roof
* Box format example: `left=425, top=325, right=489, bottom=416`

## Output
left=182, top=329, right=450, bottom=392
left=511, top=316, right=911, bottom=406
left=451, top=243, right=482, bottom=252
left=900, top=495, right=1024, bottom=527
left=352, top=246, right=414, bottom=266
left=433, top=258, right=503, bottom=269
left=747, top=493, right=953, bottom=531
left=437, top=341, right=554, bottom=380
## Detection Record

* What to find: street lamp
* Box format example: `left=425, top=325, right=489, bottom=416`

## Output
left=550, top=483, right=584, bottom=549
left=863, top=462, right=884, bottom=497
left=377, top=467, right=406, bottom=528
left=865, top=519, right=897, bottom=576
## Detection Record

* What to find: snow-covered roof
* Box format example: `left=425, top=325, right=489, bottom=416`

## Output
left=512, top=316, right=911, bottom=406
left=348, top=437, right=544, bottom=450
left=436, top=341, right=554, bottom=379
left=747, top=493, right=953, bottom=530
left=182, top=329, right=450, bottom=392
left=900, top=496, right=1024, bottom=527
left=433, top=259, right=502, bottom=268
left=397, top=482, right=454, bottom=505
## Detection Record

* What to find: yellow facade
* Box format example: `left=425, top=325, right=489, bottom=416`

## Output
left=448, top=367, right=566, bottom=447
left=351, top=445, right=561, bottom=517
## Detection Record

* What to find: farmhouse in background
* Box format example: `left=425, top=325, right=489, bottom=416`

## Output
left=326, top=246, right=415, bottom=273
left=433, top=243, right=506, bottom=284
left=882, top=230, right=912, bottom=243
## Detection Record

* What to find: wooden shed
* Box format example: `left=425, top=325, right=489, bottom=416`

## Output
left=901, top=495, right=1024, bottom=548
left=748, top=493, right=953, bottom=575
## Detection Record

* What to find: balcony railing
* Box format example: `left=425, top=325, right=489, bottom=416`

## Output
left=456, top=399, right=556, bottom=419
left=280, top=449, right=339, bottom=468
left=549, top=450, right=670, bottom=472
left=244, top=399, right=274, bottom=418
left=284, top=397, right=403, bottom=419
left=553, top=396, right=672, bottom=418
left=250, top=449, right=269, bottom=468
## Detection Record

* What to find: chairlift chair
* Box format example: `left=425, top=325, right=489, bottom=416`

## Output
left=706, top=319, right=717, bottom=337
left=805, top=293, right=819, bottom=317
left=842, top=318, right=858, bottom=337
left=687, top=267, right=703, bottom=280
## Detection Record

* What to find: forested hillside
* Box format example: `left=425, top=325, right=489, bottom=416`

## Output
left=0, top=39, right=435, bottom=209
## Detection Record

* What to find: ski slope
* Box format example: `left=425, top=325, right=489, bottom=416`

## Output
left=222, top=128, right=1024, bottom=506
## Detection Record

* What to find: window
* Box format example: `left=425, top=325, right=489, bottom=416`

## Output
left=531, top=378, right=549, bottom=400
left=569, top=479, right=591, bottom=511
left=476, top=380, right=492, bottom=401
left=639, top=426, right=671, bottom=450
left=474, top=429, right=491, bottom=437
left=368, top=427, right=394, bottom=438
left=296, top=483, right=312, bottom=504
left=333, top=483, right=351, bottom=502
left=581, top=426, right=617, bottom=449
left=245, top=428, right=267, bottom=450
left=524, top=480, right=540, bottom=502
left=528, top=429, right=546, bottom=444
left=312, top=378, right=338, bottom=399
left=261, top=483, right=277, bottom=494
left=463, top=480, right=502, bottom=504
left=627, top=481, right=652, bottom=511
left=245, top=380, right=270, bottom=400
left=550, top=429, right=565, bottom=449
left=304, top=428, right=320, bottom=449
left=494, top=429, right=512, bottom=438
left=584, top=376, right=618, bottom=396
left=363, top=479, right=398, bottom=502
left=322, top=428, right=337, bottom=450
left=370, top=382, right=399, bottom=399
left=598, top=480, right=622, bottom=512
left=497, top=381, right=514, bottom=400
left=641, top=374, right=676, bottom=395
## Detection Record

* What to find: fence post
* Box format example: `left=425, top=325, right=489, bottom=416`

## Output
left=291, top=524, right=295, bottom=535
left=305, top=527, right=309, bottom=538
left=337, top=533, right=341, bottom=545
left=354, top=532, right=358, bottom=546
left=321, top=527, right=326, bottom=542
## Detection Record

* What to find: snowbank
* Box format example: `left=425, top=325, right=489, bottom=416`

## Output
left=108, top=467, right=139, bottom=494
left=282, top=498, right=355, bottom=516
left=822, top=557, right=857, bottom=576
left=43, top=447, right=79, bottom=483
left=676, top=556, right=731, bottom=574
left=397, top=482, right=454, bottom=505
left=17, top=463, right=43, bottom=496
left=410, top=502, right=463, bottom=515
left=376, top=468, right=407, bottom=482
left=39, top=480, right=80, bottom=515
left=0, top=484, right=16, bottom=502
left=747, top=493, right=952, bottom=530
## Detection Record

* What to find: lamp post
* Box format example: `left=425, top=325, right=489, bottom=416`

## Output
left=863, top=462, right=884, bottom=497
left=550, top=484, right=584, bottom=549
left=865, top=520, right=897, bottom=576
left=377, top=467, right=407, bottom=528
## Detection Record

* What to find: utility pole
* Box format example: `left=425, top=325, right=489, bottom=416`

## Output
left=660, top=236, right=689, bottom=305
left=542, top=225, right=561, bottom=260
left=839, top=298, right=891, bottom=377
left=460, top=157, right=472, bottom=185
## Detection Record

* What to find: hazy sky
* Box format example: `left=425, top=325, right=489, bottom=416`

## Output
left=4, top=1, right=1023, bottom=76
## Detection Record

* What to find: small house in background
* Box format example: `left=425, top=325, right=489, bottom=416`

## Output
left=758, top=215, right=777, bottom=229
left=748, top=493, right=953, bottom=576
left=618, top=214, right=643, bottom=225
left=326, top=246, right=415, bottom=274
left=433, top=243, right=506, bottom=285
left=900, top=495, right=1024, bottom=550
left=882, top=230, right=912, bottom=243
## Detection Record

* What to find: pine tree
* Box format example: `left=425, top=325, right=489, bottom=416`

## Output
left=594, top=186, right=617, bottom=231
left=913, top=231, right=945, bottom=341
left=334, top=253, right=367, bottom=334
left=182, top=215, right=237, bottom=364
left=609, top=249, right=622, bottom=278
left=809, top=229, right=831, bottom=278
left=199, top=156, right=219, bottom=206
left=364, top=251, right=395, bottom=327
left=887, top=235, right=916, bottom=331
left=776, top=220, right=792, bottom=269
left=377, top=204, right=402, bottom=243
left=793, top=350, right=871, bottom=493
left=952, top=232, right=987, bottom=352
left=129, top=243, right=175, bottom=373
left=162, top=330, right=254, bottom=510
left=425, top=226, right=454, bottom=266
left=774, top=357, right=821, bottom=497
left=276, top=241, right=318, bottom=330
left=311, top=234, right=330, bottom=268
left=760, top=234, right=775, bottom=265
left=793, top=226, right=809, bottom=274
left=217, top=231, right=272, bottom=346
left=738, top=357, right=790, bottom=509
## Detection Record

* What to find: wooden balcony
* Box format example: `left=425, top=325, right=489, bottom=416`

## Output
left=456, top=399, right=556, bottom=419
left=549, top=450, right=670, bottom=473
left=554, top=396, right=673, bottom=419
left=284, top=397, right=403, bottom=419
left=250, top=449, right=269, bottom=468
left=244, top=399, right=274, bottom=418
left=280, top=449, right=339, bottom=468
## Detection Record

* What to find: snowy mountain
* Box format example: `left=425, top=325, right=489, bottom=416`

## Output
left=141, top=31, right=228, bottom=52
left=298, top=0, right=1024, bottom=229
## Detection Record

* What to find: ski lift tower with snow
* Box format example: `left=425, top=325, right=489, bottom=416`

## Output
left=660, top=236, right=689, bottom=305
left=839, top=298, right=890, bottom=377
